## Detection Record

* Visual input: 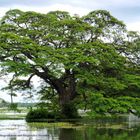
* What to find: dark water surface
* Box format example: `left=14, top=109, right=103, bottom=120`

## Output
left=0, top=118, right=140, bottom=140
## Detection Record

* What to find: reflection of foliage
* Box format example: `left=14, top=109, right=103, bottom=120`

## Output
left=27, top=119, right=140, bottom=140
left=59, top=125, right=140, bottom=140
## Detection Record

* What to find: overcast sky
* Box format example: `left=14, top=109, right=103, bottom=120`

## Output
left=0, top=0, right=140, bottom=31
left=0, top=0, right=140, bottom=102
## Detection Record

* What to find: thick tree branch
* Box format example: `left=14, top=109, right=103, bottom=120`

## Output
left=25, top=74, right=35, bottom=88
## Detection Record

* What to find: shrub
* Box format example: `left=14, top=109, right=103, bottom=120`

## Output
left=26, top=108, right=60, bottom=122
left=61, top=103, right=79, bottom=119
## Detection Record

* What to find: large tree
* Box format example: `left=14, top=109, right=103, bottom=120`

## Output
left=0, top=9, right=140, bottom=118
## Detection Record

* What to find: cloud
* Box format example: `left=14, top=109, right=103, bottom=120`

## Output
left=90, top=0, right=140, bottom=8
left=0, top=4, right=90, bottom=18
left=0, top=0, right=140, bottom=31
left=1, top=0, right=140, bottom=9
left=0, top=7, right=8, bottom=18
left=0, top=0, right=52, bottom=7
left=0, top=1, right=140, bottom=32
left=127, top=22, right=140, bottom=32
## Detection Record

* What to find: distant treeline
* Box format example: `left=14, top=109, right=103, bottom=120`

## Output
left=0, top=102, right=36, bottom=108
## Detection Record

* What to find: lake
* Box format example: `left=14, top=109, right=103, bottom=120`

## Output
left=0, top=117, right=140, bottom=140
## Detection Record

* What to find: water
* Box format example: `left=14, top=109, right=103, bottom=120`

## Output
left=0, top=119, right=140, bottom=140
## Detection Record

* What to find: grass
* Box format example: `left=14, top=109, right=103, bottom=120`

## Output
left=28, top=122, right=87, bottom=129
left=0, top=113, right=26, bottom=119
left=0, top=107, right=28, bottom=119
left=0, top=107, right=136, bottom=131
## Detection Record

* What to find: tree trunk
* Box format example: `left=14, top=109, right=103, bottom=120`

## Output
left=35, top=68, right=78, bottom=118
left=59, top=89, right=78, bottom=119
left=10, top=94, right=13, bottom=104
left=54, top=71, right=78, bottom=119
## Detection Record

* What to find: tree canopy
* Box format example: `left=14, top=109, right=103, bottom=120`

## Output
left=0, top=9, right=140, bottom=118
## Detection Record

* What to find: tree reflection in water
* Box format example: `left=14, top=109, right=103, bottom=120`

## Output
left=1, top=119, right=140, bottom=140
left=58, top=125, right=140, bottom=140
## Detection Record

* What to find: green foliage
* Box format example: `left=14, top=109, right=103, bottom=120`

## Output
left=8, top=103, right=21, bottom=112
left=85, top=92, right=140, bottom=117
left=9, top=103, right=18, bottom=110
left=26, top=108, right=60, bottom=122
left=60, top=102, right=80, bottom=119
left=0, top=9, right=140, bottom=119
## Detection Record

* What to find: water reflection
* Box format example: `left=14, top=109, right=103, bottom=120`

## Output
left=0, top=119, right=140, bottom=140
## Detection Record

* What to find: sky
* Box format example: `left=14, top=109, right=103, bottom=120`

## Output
left=0, top=0, right=140, bottom=31
left=0, top=0, right=140, bottom=102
